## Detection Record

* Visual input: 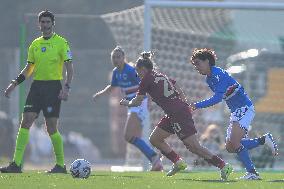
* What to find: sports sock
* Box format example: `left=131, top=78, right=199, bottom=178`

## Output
left=258, top=135, right=266, bottom=145
left=130, top=137, right=157, bottom=161
left=236, top=145, right=256, bottom=173
left=205, top=155, right=225, bottom=169
left=13, top=128, right=30, bottom=166
left=161, top=150, right=180, bottom=163
left=50, top=131, right=65, bottom=167
left=240, top=138, right=261, bottom=150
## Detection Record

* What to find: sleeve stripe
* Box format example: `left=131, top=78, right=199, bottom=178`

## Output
left=27, top=61, right=34, bottom=64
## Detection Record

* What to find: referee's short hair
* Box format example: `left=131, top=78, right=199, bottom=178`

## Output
left=38, top=10, right=55, bottom=24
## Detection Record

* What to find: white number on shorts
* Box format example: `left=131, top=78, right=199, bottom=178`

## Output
left=173, top=123, right=182, bottom=133
left=154, top=76, right=175, bottom=97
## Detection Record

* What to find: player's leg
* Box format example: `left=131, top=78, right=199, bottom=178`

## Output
left=173, top=109, right=232, bottom=180
left=226, top=122, right=260, bottom=180
left=173, top=110, right=226, bottom=168
left=125, top=99, right=162, bottom=171
left=0, top=112, right=37, bottom=173
left=226, top=106, right=260, bottom=180
left=150, top=116, right=187, bottom=176
left=241, top=133, right=278, bottom=155
left=239, top=106, right=278, bottom=154
left=125, top=111, right=160, bottom=168
left=183, top=134, right=224, bottom=166
left=45, top=117, right=66, bottom=173
left=150, top=126, right=178, bottom=162
left=43, top=81, right=66, bottom=173
left=182, top=134, right=232, bottom=180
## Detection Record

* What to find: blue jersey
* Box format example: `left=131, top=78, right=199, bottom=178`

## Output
left=111, top=63, right=142, bottom=100
left=195, top=66, right=252, bottom=112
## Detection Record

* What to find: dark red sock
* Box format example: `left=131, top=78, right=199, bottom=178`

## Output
left=162, top=150, right=180, bottom=163
left=206, top=155, right=225, bottom=169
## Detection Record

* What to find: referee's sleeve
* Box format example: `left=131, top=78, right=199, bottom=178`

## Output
left=27, top=44, right=35, bottom=64
left=63, top=41, right=72, bottom=62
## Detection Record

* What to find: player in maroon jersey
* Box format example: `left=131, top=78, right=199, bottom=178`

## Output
left=120, top=51, right=233, bottom=180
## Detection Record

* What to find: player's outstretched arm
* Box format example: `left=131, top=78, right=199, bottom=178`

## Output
left=120, top=95, right=145, bottom=107
left=4, top=63, right=34, bottom=98
left=194, top=93, right=223, bottom=109
left=92, top=85, right=114, bottom=101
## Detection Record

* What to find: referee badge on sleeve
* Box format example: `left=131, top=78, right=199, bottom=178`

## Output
left=41, top=47, right=46, bottom=52
left=67, top=50, right=72, bottom=59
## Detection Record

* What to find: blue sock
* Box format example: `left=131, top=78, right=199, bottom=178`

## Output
left=130, top=137, right=156, bottom=161
left=236, top=145, right=256, bottom=173
left=241, top=138, right=260, bottom=150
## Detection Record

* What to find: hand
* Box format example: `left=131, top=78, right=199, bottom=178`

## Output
left=119, top=98, right=129, bottom=106
left=58, top=87, right=70, bottom=101
left=189, top=103, right=197, bottom=112
left=4, top=82, right=16, bottom=98
left=92, top=93, right=99, bottom=102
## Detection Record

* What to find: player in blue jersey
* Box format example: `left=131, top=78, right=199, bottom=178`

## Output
left=189, top=48, right=278, bottom=180
left=92, top=46, right=162, bottom=171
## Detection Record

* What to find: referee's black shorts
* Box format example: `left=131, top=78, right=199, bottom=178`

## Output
left=24, top=80, right=62, bottom=118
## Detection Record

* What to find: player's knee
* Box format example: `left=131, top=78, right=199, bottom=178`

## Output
left=124, top=136, right=132, bottom=143
left=225, top=141, right=236, bottom=153
left=124, top=132, right=134, bottom=143
left=46, top=125, right=57, bottom=135
left=149, top=135, right=156, bottom=146
left=20, top=118, right=33, bottom=129
left=149, top=135, right=160, bottom=147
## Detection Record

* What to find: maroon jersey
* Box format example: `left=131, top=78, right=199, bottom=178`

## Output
left=137, top=71, right=188, bottom=115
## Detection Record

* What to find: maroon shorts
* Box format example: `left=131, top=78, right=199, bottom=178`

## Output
left=157, top=107, right=197, bottom=140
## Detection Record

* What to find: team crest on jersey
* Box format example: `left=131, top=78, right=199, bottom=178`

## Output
left=67, top=50, right=72, bottom=59
left=41, top=47, right=46, bottom=52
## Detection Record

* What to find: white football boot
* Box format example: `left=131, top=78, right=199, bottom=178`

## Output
left=264, top=133, right=279, bottom=156
left=239, top=172, right=261, bottom=180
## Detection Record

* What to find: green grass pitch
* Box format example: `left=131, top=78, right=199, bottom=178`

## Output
left=0, top=171, right=283, bottom=189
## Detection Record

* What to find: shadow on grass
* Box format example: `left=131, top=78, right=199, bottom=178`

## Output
left=178, top=178, right=237, bottom=183
left=268, top=180, right=284, bottom=182
left=89, top=174, right=142, bottom=179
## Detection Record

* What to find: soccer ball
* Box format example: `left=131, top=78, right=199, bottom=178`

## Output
left=70, top=159, right=91, bottom=179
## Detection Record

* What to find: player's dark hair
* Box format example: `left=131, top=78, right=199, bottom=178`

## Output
left=190, top=48, right=217, bottom=66
left=111, top=46, right=125, bottom=57
left=38, top=10, right=55, bottom=24
left=136, top=51, right=155, bottom=70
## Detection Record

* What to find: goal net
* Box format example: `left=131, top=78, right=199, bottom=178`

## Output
left=102, top=0, right=284, bottom=170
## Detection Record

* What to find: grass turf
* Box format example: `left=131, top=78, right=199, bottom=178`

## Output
left=0, top=171, right=283, bottom=189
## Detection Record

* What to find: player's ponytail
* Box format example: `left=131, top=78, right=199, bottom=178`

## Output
left=136, top=51, right=156, bottom=70
left=141, top=51, right=153, bottom=59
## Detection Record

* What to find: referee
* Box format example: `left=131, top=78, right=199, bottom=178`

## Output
left=1, top=10, right=73, bottom=173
